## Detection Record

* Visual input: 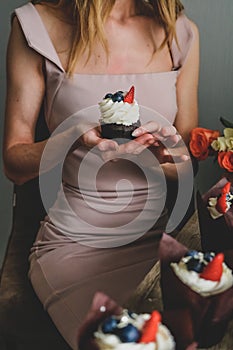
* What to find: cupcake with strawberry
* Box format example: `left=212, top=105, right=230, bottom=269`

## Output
left=171, top=251, right=233, bottom=297
left=94, top=309, right=175, bottom=350
left=197, top=178, right=233, bottom=252
left=99, top=86, right=141, bottom=144
left=159, top=234, right=233, bottom=349
left=77, top=292, right=176, bottom=350
left=207, top=181, right=233, bottom=220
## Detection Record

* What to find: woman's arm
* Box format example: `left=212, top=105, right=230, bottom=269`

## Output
left=174, top=20, right=200, bottom=143
left=3, top=17, right=117, bottom=185
left=161, top=20, right=200, bottom=180
left=3, top=17, right=47, bottom=185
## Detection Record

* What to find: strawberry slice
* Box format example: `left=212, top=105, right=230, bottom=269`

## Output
left=216, top=195, right=228, bottom=214
left=139, top=311, right=161, bottom=343
left=200, top=253, right=224, bottom=281
left=124, top=86, right=135, bottom=103
left=222, top=182, right=231, bottom=194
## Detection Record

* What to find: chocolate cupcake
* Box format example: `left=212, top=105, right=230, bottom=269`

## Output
left=159, top=234, right=233, bottom=349
left=197, top=177, right=233, bottom=252
left=99, top=86, right=141, bottom=144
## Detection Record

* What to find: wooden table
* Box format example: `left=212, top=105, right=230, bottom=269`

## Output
left=125, top=211, right=233, bottom=349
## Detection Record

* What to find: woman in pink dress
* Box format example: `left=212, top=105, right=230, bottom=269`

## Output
left=3, top=0, right=199, bottom=348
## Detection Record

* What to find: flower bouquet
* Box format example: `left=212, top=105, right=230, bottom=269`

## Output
left=189, top=117, right=233, bottom=173
left=189, top=117, right=233, bottom=252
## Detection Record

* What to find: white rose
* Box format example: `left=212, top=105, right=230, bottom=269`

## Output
left=211, top=137, right=227, bottom=151
left=225, top=137, right=233, bottom=150
left=223, top=128, right=233, bottom=138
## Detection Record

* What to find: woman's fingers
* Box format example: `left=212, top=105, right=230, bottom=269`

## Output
left=160, top=125, right=177, bottom=137
left=79, top=126, right=118, bottom=151
left=131, top=121, right=162, bottom=137
left=97, top=139, right=118, bottom=151
left=100, top=134, right=154, bottom=161
left=132, top=122, right=179, bottom=144
left=162, top=134, right=182, bottom=148
left=161, top=154, right=190, bottom=164
left=151, top=145, right=190, bottom=164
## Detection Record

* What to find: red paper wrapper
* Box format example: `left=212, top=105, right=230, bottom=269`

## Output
left=197, top=177, right=233, bottom=252
left=77, top=292, right=123, bottom=350
left=159, top=233, right=233, bottom=349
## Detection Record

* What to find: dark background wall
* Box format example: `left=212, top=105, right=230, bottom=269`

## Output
left=1, top=0, right=233, bottom=267
left=182, top=0, right=233, bottom=191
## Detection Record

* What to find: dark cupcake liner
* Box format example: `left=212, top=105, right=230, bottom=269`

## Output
left=101, top=120, right=141, bottom=144
left=197, top=177, right=233, bottom=252
left=159, top=233, right=233, bottom=349
left=77, top=292, right=123, bottom=350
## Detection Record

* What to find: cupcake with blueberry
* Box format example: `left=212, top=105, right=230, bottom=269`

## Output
left=171, top=250, right=233, bottom=297
left=77, top=292, right=175, bottom=350
left=94, top=309, right=175, bottom=350
left=159, top=234, right=233, bottom=348
left=99, top=86, right=141, bottom=144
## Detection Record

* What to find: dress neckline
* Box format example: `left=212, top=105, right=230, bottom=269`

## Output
left=70, top=70, right=178, bottom=78
left=30, top=3, right=178, bottom=76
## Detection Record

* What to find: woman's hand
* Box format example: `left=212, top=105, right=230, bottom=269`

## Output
left=100, top=121, right=189, bottom=165
left=75, top=125, right=119, bottom=152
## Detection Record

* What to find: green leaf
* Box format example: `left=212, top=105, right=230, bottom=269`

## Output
left=220, top=116, right=233, bottom=128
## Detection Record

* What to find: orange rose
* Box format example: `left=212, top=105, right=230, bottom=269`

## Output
left=218, top=151, right=233, bottom=172
left=189, top=128, right=220, bottom=160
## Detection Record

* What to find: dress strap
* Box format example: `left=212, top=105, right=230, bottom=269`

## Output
left=171, top=13, right=195, bottom=70
left=14, top=3, right=65, bottom=73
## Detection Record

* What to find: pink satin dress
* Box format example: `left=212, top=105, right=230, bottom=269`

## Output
left=15, top=3, right=194, bottom=349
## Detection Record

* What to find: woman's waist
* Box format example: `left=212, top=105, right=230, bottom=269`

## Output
left=45, top=179, right=167, bottom=248
left=62, top=150, right=165, bottom=191
left=62, top=177, right=166, bottom=204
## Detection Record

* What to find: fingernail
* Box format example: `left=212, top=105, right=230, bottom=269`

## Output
left=132, top=129, right=139, bottom=137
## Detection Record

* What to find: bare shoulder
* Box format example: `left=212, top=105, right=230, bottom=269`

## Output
left=33, top=3, right=60, bottom=28
left=33, top=3, right=70, bottom=28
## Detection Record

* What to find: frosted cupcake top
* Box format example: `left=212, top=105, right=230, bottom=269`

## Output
left=171, top=250, right=233, bottom=297
left=94, top=309, right=175, bottom=350
left=207, top=181, right=233, bottom=219
left=99, top=86, right=140, bottom=126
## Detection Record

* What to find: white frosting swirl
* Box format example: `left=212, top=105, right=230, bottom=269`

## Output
left=94, top=313, right=175, bottom=350
left=99, top=98, right=140, bottom=126
left=171, top=260, right=233, bottom=297
left=207, top=197, right=223, bottom=219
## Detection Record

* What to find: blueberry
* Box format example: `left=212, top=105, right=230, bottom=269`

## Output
left=116, top=324, right=140, bottom=343
left=112, top=92, right=124, bottom=102
left=102, top=316, right=118, bottom=333
left=104, top=93, right=113, bottom=99
left=185, top=250, right=199, bottom=259
left=186, top=258, right=205, bottom=273
left=204, top=252, right=215, bottom=263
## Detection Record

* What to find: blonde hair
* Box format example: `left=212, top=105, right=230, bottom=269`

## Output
left=32, top=0, right=184, bottom=75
